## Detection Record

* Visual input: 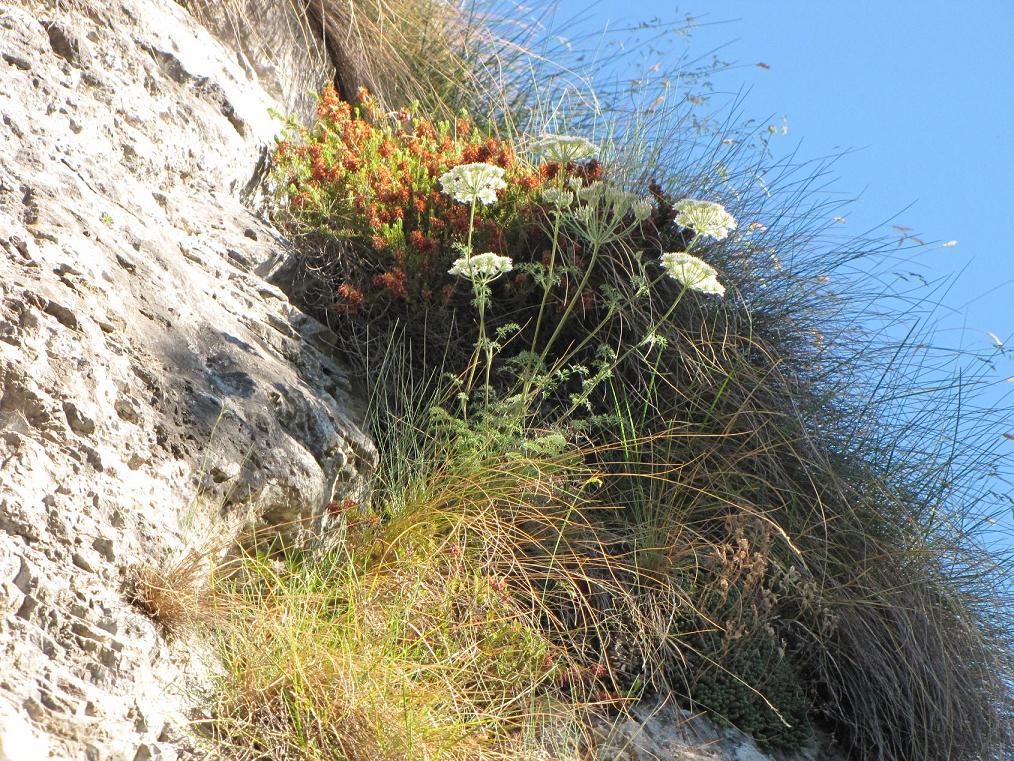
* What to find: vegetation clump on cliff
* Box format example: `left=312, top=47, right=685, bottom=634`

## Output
left=190, top=2, right=1013, bottom=759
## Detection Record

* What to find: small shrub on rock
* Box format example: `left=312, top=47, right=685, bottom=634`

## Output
left=273, top=86, right=547, bottom=321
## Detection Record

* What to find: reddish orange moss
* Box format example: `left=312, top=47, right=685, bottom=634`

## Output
left=275, top=85, right=555, bottom=312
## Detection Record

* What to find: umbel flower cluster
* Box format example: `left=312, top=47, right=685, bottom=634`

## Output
left=439, top=163, right=508, bottom=205
left=673, top=198, right=738, bottom=241
left=449, top=251, right=514, bottom=282
left=660, top=252, right=726, bottom=296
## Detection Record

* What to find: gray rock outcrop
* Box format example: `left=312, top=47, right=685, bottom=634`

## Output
left=591, top=700, right=829, bottom=761
left=0, top=1, right=372, bottom=758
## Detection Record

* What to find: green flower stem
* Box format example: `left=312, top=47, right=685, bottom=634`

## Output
left=558, top=278, right=691, bottom=420
left=459, top=200, right=480, bottom=418
left=529, top=200, right=565, bottom=352
left=461, top=281, right=495, bottom=410
left=466, top=197, right=477, bottom=256
left=536, top=234, right=605, bottom=370
left=521, top=182, right=567, bottom=402
left=465, top=285, right=486, bottom=392
left=535, top=208, right=654, bottom=376
left=483, top=325, right=494, bottom=406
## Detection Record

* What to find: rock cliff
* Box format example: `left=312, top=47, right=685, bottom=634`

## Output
left=1, top=1, right=371, bottom=757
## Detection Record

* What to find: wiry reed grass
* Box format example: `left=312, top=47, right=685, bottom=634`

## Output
left=620, top=86, right=1014, bottom=761
left=200, top=426, right=617, bottom=759
left=186, top=0, right=1013, bottom=758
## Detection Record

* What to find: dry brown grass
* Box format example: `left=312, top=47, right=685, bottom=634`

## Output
left=128, top=549, right=209, bottom=638
left=199, top=448, right=620, bottom=760
left=183, top=0, right=516, bottom=122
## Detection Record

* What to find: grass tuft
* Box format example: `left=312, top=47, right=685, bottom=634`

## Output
left=128, top=550, right=208, bottom=639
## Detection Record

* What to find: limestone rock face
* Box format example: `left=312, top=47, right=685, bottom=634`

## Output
left=0, top=0, right=372, bottom=758
left=591, top=701, right=829, bottom=761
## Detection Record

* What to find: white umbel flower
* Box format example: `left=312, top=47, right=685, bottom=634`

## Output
left=530, top=134, right=599, bottom=163
left=632, top=198, right=654, bottom=222
left=439, top=163, right=507, bottom=205
left=660, top=252, right=725, bottom=296
left=541, top=188, right=574, bottom=207
left=449, top=252, right=514, bottom=282
left=579, top=182, right=639, bottom=213
left=673, top=199, right=737, bottom=241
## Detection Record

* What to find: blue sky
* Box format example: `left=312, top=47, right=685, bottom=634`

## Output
left=554, top=1, right=1014, bottom=542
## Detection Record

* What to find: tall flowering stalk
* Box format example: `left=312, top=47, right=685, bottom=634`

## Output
left=448, top=252, right=514, bottom=404
left=520, top=132, right=677, bottom=412
left=576, top=200, right=734, bottom=410
left=440, top=163, right=511, bottom=410
left=537, top=180, right=656, bottom=363
left=523, top=135, right=607, bottom=402
left=531, top=186, right=733, bottom=418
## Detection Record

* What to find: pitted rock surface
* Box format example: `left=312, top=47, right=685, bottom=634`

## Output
left=590, top=701, right=830, bottom=761
left=0, top=1, right=372, bottom=758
